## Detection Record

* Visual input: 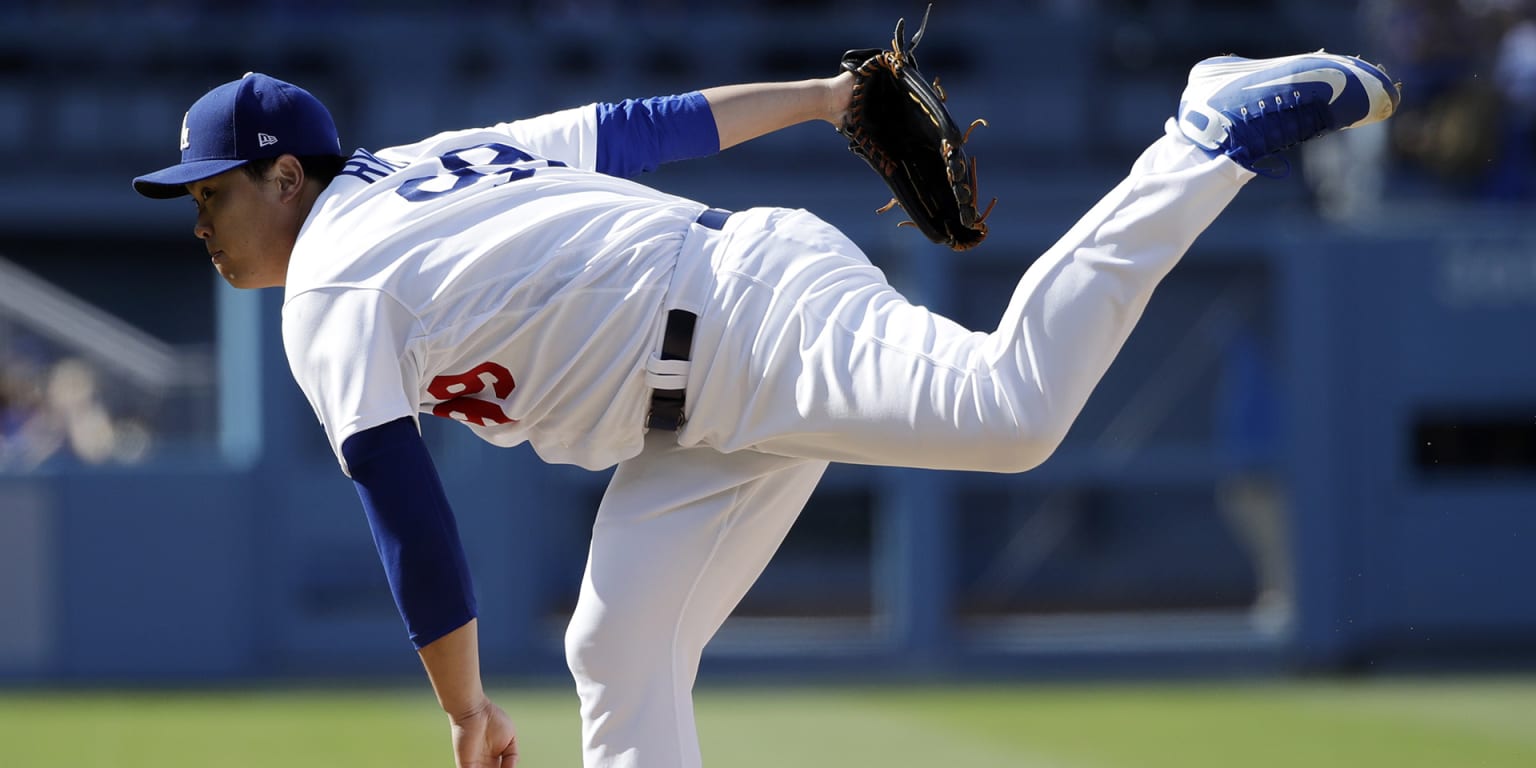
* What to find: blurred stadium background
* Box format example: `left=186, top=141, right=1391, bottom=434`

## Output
left=2, top=0, right=1535, bottom=765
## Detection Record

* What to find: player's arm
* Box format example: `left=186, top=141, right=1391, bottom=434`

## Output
left=700, top=72, right=853, bottom=151
left=341, top=417, right=517, bottom=766
left=343, top=417, right=476, bottom=651
left=341, top=418, right=479, bottom=687
left=586, top=74, right=854, bottom=177
left=494, top=74, right=852, bottom=177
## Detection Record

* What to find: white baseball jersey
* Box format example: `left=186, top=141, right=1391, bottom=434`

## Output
left=282, top=105, right=708, bottom=473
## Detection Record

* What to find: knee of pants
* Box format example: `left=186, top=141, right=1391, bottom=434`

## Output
left=563, top=614, right=609, bottom=686
left=941, top=426, right=1065, bottom=475
left=564, top=609, right=681, bottom=689
left=988, top=440, right=1059, bottom=474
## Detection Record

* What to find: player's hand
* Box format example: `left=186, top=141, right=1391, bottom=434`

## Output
left=449, top=695, right=518, bottom=768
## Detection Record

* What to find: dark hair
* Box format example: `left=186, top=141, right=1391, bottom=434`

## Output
left=243, top=154, right=347, bottom=187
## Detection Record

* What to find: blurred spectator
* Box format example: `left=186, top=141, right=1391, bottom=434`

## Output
left=1305, top=0, right=1536, bottom=216
left=0, top=358, right=62, bottom=470
left=44, top=358, right=116, bottom=465
left=1486, top=0, right=1536, bottom=197
left=0, top=350, right=154, bottom=471
left=1366, top=0, right=1536, bottom=199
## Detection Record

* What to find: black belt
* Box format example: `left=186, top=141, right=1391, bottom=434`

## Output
left=695, top=207, right=731, bottom=231
left=646, top=208, right=731, bottom=431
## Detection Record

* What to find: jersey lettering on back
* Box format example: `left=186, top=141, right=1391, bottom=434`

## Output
left=396, top=143, right=568, bottom=203
left=336, top=149, right=402, bottom=184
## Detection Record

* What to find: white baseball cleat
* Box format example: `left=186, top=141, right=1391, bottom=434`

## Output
left=1177, top=51, right=1402, bottom=172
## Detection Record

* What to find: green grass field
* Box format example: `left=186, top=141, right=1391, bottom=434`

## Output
left=2, top=677, right=1534, bottom=767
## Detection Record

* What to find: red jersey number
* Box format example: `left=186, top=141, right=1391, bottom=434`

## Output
left=428, top=362, right=517, bottom=426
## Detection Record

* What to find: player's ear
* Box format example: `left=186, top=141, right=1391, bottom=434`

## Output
left=271, top=154, right=306, bottom=202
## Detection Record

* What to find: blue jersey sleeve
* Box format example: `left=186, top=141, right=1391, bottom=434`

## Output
left=595, top=92, right=720, bottom=178
left=341, top=417, right=477, bottom=650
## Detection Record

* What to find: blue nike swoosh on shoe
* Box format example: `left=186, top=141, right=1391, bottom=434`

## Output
left=1207, top=63, right=1371, bottom=131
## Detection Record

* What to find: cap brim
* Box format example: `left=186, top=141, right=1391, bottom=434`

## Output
left=132, top=158, right=251, bottom=199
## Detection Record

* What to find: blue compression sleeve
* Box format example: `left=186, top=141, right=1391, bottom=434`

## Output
left=595, top=92, right=720, bottom=178
left=341, top=417, right=477, bottom=649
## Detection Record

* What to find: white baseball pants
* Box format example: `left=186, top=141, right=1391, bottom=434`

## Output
left=565, top=122, right=1253, bottom=768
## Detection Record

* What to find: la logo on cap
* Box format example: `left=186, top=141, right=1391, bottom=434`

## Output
left=179, top=111, right=190, bottom=150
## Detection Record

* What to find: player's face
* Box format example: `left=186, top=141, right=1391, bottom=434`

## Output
left=187, top=164, right=303, bottom=289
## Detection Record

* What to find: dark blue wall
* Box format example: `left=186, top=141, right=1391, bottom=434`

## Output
left=2, top=3, right=1533, bottom=683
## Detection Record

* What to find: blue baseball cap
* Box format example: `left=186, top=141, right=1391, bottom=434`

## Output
left=133, top=72, right=342, bottom=199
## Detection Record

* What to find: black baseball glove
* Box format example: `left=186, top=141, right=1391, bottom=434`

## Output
left=837, top=4, right=994, bottom=251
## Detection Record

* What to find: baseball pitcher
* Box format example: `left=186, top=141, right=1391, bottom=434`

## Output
left=132, top=8, right=1399, bottom=768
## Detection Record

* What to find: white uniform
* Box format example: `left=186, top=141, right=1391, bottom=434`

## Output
left=284, top=105, right=707, bottom=472
left=283, top=106, right=1252, bottom=767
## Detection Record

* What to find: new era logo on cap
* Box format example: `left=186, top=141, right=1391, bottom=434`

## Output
left=257, top=132, right=278, bottom=147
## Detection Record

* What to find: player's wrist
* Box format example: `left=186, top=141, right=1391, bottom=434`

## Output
left=445, top=691, right=493, bottom=724
left=824, top=72, right=854, bottom=130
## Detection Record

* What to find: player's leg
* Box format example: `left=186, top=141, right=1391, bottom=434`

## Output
left=680, top=53, right=1398, bottom=472
left=564, top=431, right=828, bottom=768
left=681, top=120, right=1246, bottom=471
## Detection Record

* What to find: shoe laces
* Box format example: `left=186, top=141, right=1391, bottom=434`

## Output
left=1223, top=88, right=1331, bottom=177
